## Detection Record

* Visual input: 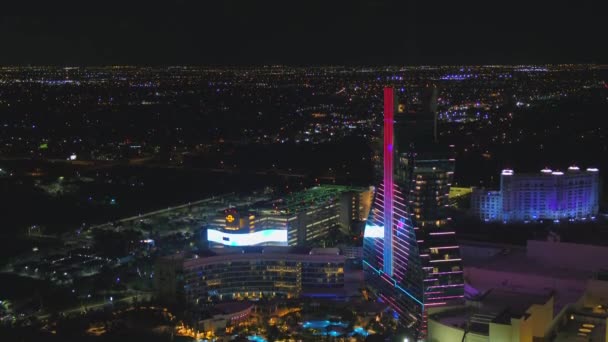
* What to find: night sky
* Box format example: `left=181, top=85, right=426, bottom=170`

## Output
left=1, top=1, right=606, bottom=65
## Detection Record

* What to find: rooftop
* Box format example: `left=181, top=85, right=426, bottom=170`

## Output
left=463, top=246, right=593, bottom=281
left=182, top=246, right=346, bottom=270
left=228, top=185, right=369, bottom=215
left=483, top=289, right=552, bottom=323
left=500, top=166, right=599, bottom=177
left=430, top=289, right=553, bottom=335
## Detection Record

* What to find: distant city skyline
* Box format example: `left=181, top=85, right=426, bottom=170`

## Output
left=1, top=1, right=607, bottom=65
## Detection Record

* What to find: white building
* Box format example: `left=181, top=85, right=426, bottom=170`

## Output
left=471, top=167, right=599, bottom=222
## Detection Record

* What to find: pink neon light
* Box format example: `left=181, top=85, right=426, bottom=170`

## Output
left=424, top=302, right=447, bottom=307
left=381, top=273, right=393, bottom=284
left=426, top=295, right=465, bottom=300
left=433, top=246, right=460, bottom=250
left=427, top=283, right=465, bottom=289
left=431, top=271, right=464, bottom=275
left=429, top=232, right=455, bottom=236
left=383, top=87, right=394, bottom=276
left=380, top=294, right=404, bottom=315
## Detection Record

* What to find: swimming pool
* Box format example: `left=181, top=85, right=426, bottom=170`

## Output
left=302, top=320, right=369, bottom=337
left=302, top=320, right=348, bottom=330
left=352, top=326, right=369, bottom=337
left=247, top=335, right=267, bottom=342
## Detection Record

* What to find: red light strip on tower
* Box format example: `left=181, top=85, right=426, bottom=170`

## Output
left=383, top=87, right=395, bottom=276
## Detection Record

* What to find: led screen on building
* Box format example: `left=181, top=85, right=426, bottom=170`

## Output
left=207, top=229, right=288, bottom=246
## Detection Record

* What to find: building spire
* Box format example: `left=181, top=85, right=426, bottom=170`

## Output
left=383, top=87, right=395, bottom=276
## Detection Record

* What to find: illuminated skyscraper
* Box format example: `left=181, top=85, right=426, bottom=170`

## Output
left=364, top=87, right=464, bottom=339
left=393, top=85, right=464, bottom=312
left=364, top=87, right=425, bottom=338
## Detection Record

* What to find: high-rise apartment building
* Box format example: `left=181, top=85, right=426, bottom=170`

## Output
left=393, top=85, right=464, bottom=313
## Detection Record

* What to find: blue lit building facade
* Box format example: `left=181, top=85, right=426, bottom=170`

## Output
left=363, top=182, right=425, bottom=335
left=471, top=167, right=600, bottom=222
left=470, top=189, right=502, bottom=221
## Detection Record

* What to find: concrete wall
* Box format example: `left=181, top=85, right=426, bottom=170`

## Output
left=460, top=244, right=504, bottom=259
left=429, top=296, right=553, bottom=342
left=527, top=240, right=608, bottom=272
left=526, top=296, right=554, bottom=339
left=510, top=318, right=522, bottom=342
left=489, top=322, right=513, bottom=342
left=488, top=296, right=554, bottom=342
left=427, top=318, right=489, bottom=342
left=583, top=279, right=608, bottom=307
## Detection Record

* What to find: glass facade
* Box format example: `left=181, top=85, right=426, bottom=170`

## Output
left=363, top=182, right=425, bottom=335
left=363, top=87, right=464, bottom=339
left=364, top=87, right=425, bottom=338
left=404, top=159, right=464, bottom=311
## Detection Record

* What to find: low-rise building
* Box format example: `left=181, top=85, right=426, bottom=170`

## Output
left=428, top=289, right=554, bottom=342
left=429, top=239, right=608, bottom=341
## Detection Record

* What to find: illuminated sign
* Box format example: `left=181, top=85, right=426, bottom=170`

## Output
left=398, top=103, right=406, bottom=113
left=363, top=224, right=384, bottom=239
left=207, top=229, right=288, bottom=246
left=224, top=209, right=240, bottom=230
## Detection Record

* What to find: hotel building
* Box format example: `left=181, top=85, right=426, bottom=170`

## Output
left=471, top=167, right=600, bottom=222
left=363, top=87, right=464, bottom=340
left=205, top=185, right=372, bottom=247
left=155, top=247, right=345, bottom=304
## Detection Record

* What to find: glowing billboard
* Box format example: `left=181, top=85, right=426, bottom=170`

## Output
left=207, top=229, right=288, bottom=246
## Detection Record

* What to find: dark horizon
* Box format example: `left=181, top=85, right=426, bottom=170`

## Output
left=1, top=1, right=606, bottom=66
